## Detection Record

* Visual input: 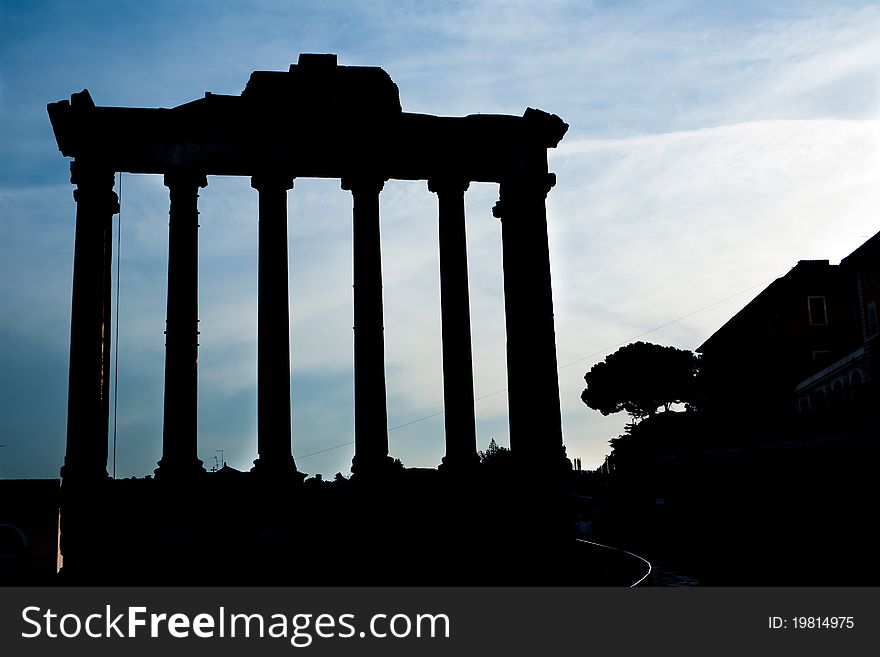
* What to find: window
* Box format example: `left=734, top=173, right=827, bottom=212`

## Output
left=867, top=301, right=878, bottom=337
left=812, top=350, right=831, bottom=365
left=807, top=296, right=827, bottom=325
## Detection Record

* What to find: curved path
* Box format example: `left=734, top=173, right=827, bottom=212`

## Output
left=575, top=538, right=653, bottom=587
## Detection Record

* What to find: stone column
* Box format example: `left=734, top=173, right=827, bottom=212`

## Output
left=251, top=174, right=299, bottom=477
left=342, top=177, right=393, bottom=476
left=62, top=161, right=119, bottom=483
left=156, top=172, right=207, bottom=479
left=429, top=178, right=479, bottom=471
left=493, top=174, right=565, bottom=468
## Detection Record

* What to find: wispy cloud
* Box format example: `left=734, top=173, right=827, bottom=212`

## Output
left=549, top=116, right=880, bottom=464
left=2, top=1, right=878, bottom=477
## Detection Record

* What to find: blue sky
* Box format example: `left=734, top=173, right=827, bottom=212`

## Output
left=1, top=0, right=879, bottom=479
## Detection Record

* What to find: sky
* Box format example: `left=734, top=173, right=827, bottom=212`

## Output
left=1, top=0, right=879, bottom=479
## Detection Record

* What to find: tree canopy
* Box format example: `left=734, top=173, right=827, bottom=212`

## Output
left=581, top=341, right=699, bottom=421
left=479, top=438, right=509, bottom=463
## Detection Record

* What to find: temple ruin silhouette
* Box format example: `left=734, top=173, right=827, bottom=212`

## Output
left=48, top=54, right=572, bottom=584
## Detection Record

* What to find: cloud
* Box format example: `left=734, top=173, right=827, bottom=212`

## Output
left=548, top=116, right=880, bottom=466
left=3, top=1, right=880, bottom=477
left=0, top=329, right=67, bottom=479
left=0, top=184, right=75, bottom=345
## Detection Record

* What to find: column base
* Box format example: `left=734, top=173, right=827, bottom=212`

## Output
left=60, top=462, right=110, bottom=485
left=438, top=453, right=480, bottom=473
left=510, top=446, right=572, bottom=482
left=350, top=454, right=397, bottom=479
left=154, top=458, right=206, bottom=481
left=251, top=456, right=305, bottom=481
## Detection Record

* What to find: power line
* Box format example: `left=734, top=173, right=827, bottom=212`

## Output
left=293, top=277, right=770, bottom=462
left=556, top=277, right=773, bottom=371
left=296, top=440, right=354, bottom=461
left=295, top=408, right=451, bottom=461
left=390, top=409, right=445, bottom=430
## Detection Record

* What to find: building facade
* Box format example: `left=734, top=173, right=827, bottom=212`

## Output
left=698, top=231, right=879, bottom=418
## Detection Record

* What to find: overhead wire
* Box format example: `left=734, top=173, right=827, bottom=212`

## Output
left=293, top=277, right=772, bottom=462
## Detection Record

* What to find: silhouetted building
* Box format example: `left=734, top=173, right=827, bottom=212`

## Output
left=47, top=54, right=572, bottom=583
left=590, top=234, right=880, bottom=586
left=698, top=230, right=879, bottom=417
left=794, top=231, right=880, bottom=413
left=698, top=258, right=859, bottom=416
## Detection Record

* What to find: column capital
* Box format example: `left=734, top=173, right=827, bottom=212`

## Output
left=341, top=176, right=385, bottom=195
left=492, top=173, right=556, bottom=219
left=428, top=177, right=470, bottom=195
left=70, top=161, right=115, bottom=188
left=70, top=162, right=119, bottom=213
left=251, top=173, right=294, bottom=192
left=163, top=171, right=208, bottom=189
